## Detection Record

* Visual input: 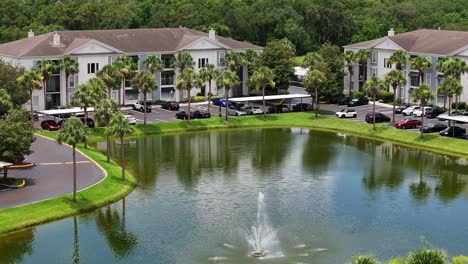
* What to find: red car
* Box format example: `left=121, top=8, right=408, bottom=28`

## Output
left=394, top=119, right=422, bottom=129
left=41, top=120, right=60, bottom=131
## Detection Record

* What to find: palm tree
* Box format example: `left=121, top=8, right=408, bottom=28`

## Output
left=115, top=56, right=137, bottom=107
left=388, top=50, right=410, bottom=102
left=172, top=52, right=195, bottom=72
left=17, top=70, right=43, bottom=125
left=344, top=50, right=355, bottom=96
left=57, top=117, right=87, bottom=202
left=132, top=70, right=157, bottom=126
left=354, top=49, right=370, bottom=91
left=365, top=76, right=386, bottom=130
left=303, top=69, right=326, bottom=118
left=384, top=69, right=407, bottom=123
left=413, top=84, right=435, bottom=138
left=0, top=89, right=12, bottom=113
left=98, top=64, right=123, bottom=100
left=352, top=256, right=379, bottom=264
left=175, top=69, right=198, bottom=123
left=244, top=49, right=259, bottom=75
left=35, top=59, right=57, bottom=109
left=217, top=70, right=240, bottom=121
left=95, top=99, right=118, bottom=162
left=225, top=51, right=246, bottom=72
left=60, top=55, right=79, bottom=106
left=436, top=58, right=467, bottom=111
left=439, top=77, right=461, bottom=116
left=199, top=64, right=221, bottom=114
left=304, top=52, right=328, bottom=73
left=106, top=113, right=134, bottom=181
left=144, top=55, right=165, bottom=74
left=411, top=56, right=431, bottom=84
left=406, top=249, right=448, bottom=264
left=249, top=66, right=276, bottom=117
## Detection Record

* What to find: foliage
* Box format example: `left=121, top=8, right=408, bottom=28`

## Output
left=249, top=66, right=275, bottom=117
left=57, top=117, right=87, bottom=147
left=0, top=89, right=13, bottom=114
left=452, top=255, right=468, bottom=264
left=260, top=38, right=295, bottom=90
left=452, top=102, right=467, bottom=110
left=0, top=109, right=34, bottom=164
left=352, top=256, right=379, bottom=264
left=0, top=59, right=27, bottom=107
left=172, top=52, right=195, bottom=72
left=352, top=91, right=364, bottom=98
left=406, top=249, right=448, bottom=264
left=190, top=96, right=206, bottom=103
left=379, top=92, right=394, bottom=103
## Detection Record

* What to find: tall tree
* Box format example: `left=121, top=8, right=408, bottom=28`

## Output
left=143, top=55, right=164, bottom=74
left=57, top=117, right=87, bottom=203
left=436, top=58, right=467, bottom=111
left=388, top=50, right=410, bottom=71
left=199, top=64, right=221, bottom=115
left=413, top=84, right=435, bottom=138
left=365, top=76, right=386, bottom=130
left=260, top=38, right=296, bottom=91
left=344, top=50, right=355, bottom=96
left=354, top=49, right=370, bottom=92
left=217, top=70, right=240, bottom=121
left=98, top=64, right=124, bottom=100
left=94, top=99, right=118, bottom=162
left=17, top=70, right=43, bottom=125
left=0, top=60, right=28, bottom=108
left=384, top=69, right=407, bottom=123
left=303, top=69, right=326, bottom=118
left=132, top=70, right=157, bottom=126
left=106, top=113, right=134, bottom=181
left=35, top=59, right=57, bottom=109
left=410, top=56, right=431, bottom=84
left=115, top=56, right=137, bottom=107
left=60, top=55, right=79, bottom=106
left=244, top=49, right=259, bottom=75
left=249, top=66, right=276, bottom=117
left=438, top=77, right=461, bottom=117
left=225, top=51, right=246, bottom=72
left=0, top=90, right=12, bottom=116
left=0, top=109, right=35, bottom=164
left=172, top=52, right=195, bottom=72
left=175, top=68, right=198, bottom=123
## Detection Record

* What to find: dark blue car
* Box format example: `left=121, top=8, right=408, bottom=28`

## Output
left=212, top=98, right=233, bottom=107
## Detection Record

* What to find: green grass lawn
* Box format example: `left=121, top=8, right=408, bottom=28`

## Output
left=2, top=112, right=468, bottom=235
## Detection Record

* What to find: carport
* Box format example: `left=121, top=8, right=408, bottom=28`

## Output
left=436, top=114, right=468, bottom=137
left=37, top=107, right=95, bottom=120
left=229, top=94, right=312, bottom=112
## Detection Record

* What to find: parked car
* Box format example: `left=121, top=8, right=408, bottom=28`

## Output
left=365, top=112, right=391, bottom=123
left=175, top=111, right=193, bottom=120
left=347, top=97, right=369, bottom=107
left=421, top=123, right=448, bottom=133
left=394, top=118, right=422, bottom=129
left=338, top=96, right=353, bottom=105
left=132, top=101, right=152, bottom=112
left=59, top=117, right=95, bottom=128
left=29, top=111, right=39, bottom=121
left=413, top=107, right=433, bottom=117
left=228, top=106, right=248, bottom=116
left=161, top=101, right=180, bottom=111
left=268, top=105, right=290, bottom=113
left=243, top=106, right=263, bottom=115
left=335, top=109, right=357, bottom=118
left=292, top=103, right=313, bottom=112
left=401, top=106, right=421, bottom=116
left=394, top=105, right=410, bottom=114
left=123, top=114, right=137, bottom=125
left=440, top=126, right=466, bottom=137
left=212, top=98, right=233, bottom=107
left=425, top=107, right=446, bottom=119
left=192, top=110, right=211, bottom=119
left=329, top=93, right=345, bottom=104
left=41, top=120, right=60, bottom=131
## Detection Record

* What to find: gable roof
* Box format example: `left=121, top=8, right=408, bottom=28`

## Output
left=0, top=27, right=262, bottom=58
left=344, top=29, right=468, bottom=56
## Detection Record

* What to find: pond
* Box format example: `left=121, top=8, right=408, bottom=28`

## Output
left=1, top=128, right=468, bottom=263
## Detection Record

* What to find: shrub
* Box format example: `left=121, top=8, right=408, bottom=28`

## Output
left=210, top=95, right=223, bottom=100
left=406, top=249, right=448, bottom=264
left=352, top=91, right=364, bottom=98
left=452, top=256, right=468, bottom=264
left=0, top=109, right=35, bottom=164
left=352, top=256, right=379, bottom=264
left=379, top=91, right=394, bottom=103
left=190, top=96, right=206, bottom=103
left=451, top=102, right=467, bottom=110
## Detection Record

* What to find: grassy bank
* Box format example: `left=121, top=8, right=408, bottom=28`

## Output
left=0, top=135, right=137, bottom=235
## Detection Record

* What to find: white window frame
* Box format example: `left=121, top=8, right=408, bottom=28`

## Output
left=198, top=58, right=209, bottom=68
left=87, top=63, right=99, bottom=74
left=68, top=75, right=75, bottom=88
left=371, top=67, right=378, bottom=77
left=182, top=90, right=188, bottom=98
left=371, top=52, right=377, bottom=63
left=218, top=52, right=225, bottom=64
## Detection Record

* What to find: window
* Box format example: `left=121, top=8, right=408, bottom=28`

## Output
left=87, top=63, right=99, bottom=74
left=68, top=75, right=75, bottom=88
left=384, top=58, right=392, bottom=68
left=425, top=74, right=431, bottom=85
left=371, top=67, right=377, bottom=77
left=198, top=58, right=208, bottom=68
left=371, top=52, right=377, bottom=63
left=410, top=75, right=420, bottom=87
left=218, top=52, right=225, bottom=65
left=161, top=71, right=174, bottom=85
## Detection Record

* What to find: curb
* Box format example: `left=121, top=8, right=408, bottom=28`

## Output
left=9, top=163, right=34, bottom=169
left=0, top=179, right=26, bottom=189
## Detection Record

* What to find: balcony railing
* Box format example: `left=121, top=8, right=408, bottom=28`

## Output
left=161, top=78, right=174, bottom=86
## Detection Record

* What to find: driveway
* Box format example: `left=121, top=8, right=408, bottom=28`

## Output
left=0, top=135, right=105, bottom=209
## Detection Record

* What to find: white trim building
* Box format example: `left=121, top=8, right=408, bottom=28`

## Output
left=343, top=29, right=468, bottom=105
left=0, top=28, right=262, bottom=110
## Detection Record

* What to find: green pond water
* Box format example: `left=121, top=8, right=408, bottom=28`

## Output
left=1, top=128, right=468, bottom=264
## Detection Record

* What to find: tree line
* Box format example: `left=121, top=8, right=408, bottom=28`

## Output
left=1, top=0, right=467, bottom=54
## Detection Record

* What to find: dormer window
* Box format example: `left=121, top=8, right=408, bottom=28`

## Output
left=87, top=63, right=99, bottom=74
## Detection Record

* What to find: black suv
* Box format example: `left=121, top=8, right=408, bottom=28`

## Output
left=365, top=112, right=390, bottom=123
left=440, top=127, right=466, bottom=137
left=161, top=101, right=180, bottom=111
left=348, top=97, right=369, bottom=107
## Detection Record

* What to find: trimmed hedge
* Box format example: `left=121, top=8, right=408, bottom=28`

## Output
left=379, top=92, right=394, bottom=103
left=190, top=96, right=206, bottom=103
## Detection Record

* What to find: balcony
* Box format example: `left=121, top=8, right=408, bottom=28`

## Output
left=161, top=77, right=174, bottom=86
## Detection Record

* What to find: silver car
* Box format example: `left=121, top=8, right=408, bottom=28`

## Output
left=228, top=106, right=248, bottom=116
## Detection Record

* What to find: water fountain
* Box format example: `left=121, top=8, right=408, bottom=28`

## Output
left=247, top=192, right=282, bottom=258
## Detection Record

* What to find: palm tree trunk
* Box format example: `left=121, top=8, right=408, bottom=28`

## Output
left=373, top=95, right=376, bottom=130
left=143, top=92, right=147, bottom=126
left=121, top=136, right=125, bottom=181
left=43, top=80, right=47, bottom=110
left=262, top=85, right=266, bottom=118
left=314, top=85, right=318, bottom=118
left=73, top=145, right=77, bottom=202
left=118, top=87, right=122, bottom=109
left=348, top=65, right=353, bottom=96
left=65, top=73, right=69, bottom=106
left=30, top=90, right=34, bottom=126
left=108, top=88, right=111, bottom=100
left=392, top=86, right=397, bottom=123
left=225, top=88, right=229, bottom=121
left=421, top=105, right=425, bottom=138
left=106, top=134, right=110, bottom=162
left=84, top=107, right=88, bottom=148
left=122, top=83, right=126, bottom=107
left=208, top=80, right=212, bottom=115
left=443, top=96, right=447, bottom=109
left=187, top=89, right=191, bottom=123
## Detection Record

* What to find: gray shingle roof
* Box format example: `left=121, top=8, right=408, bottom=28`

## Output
left=344, top=29, right=468, bottom=56
left=0, top=27, right=262, bottom=58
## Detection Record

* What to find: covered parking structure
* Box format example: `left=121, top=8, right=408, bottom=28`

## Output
left=436, top=114, right=468, bottom=123
left=229, top=94, right=313, bottom=112
left=37, top=107, right=95, bottom=120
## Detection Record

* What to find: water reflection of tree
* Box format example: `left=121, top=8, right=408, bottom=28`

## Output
left=95, top=198, right=137, bottom=257
left=409, top=163, right=431, bottom=202
left=252, top=129, right=292, bottom=173
left=302, top=131, right=337, bottom=175
left=73, top=216, right=80, bottom=264
left=435, top=169, right=467, bottom=202
left=0, top=228, right=35, bottom=264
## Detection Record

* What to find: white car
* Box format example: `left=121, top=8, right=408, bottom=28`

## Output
left=228, top=106, right=248, bottom=116
left=123, top=114, right=137, bottom=125
left=335, top=109, right=357, bottom=118
left=132, top=100, right=152, bottom=112
left=402, top=106, right=421, bottom=116
left=243, top=106, right=263, bottom=115
left=413, top=107, right=433, bottom=117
